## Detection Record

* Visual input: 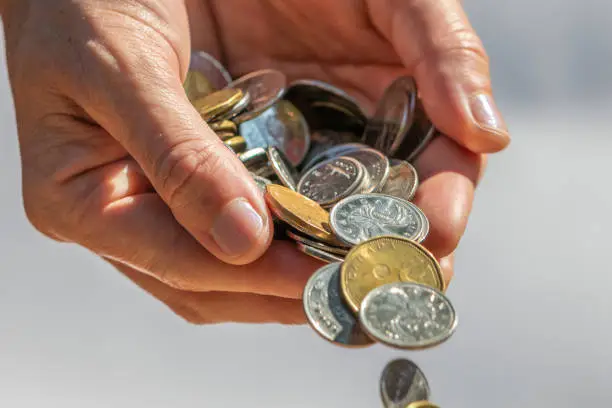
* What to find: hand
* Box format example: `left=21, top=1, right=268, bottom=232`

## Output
left=2, top=0, right=503, bottom=325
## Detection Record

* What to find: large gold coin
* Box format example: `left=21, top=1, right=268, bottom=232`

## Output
left=340, top=236, right=444, bottom=312
left=264, top=185, right=341, bottom=245
left=224, top=136, right=247, bottom=153
left=193, top=88, right=244, bottom=121
left=183, top=70, right=214, bottom=103
left=406, top=401, right=440, bottom=408
left=209, top=119, right=238, bottom=134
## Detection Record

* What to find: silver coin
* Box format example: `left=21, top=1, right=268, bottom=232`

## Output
left=188, top=51, right=232, bottom=91
left=381, top=161, right=419, bottom=201
left=391, top=98, right=437, bottom=163
left=250, top=173, right=272, bottom=193
left=380, top=359, right=431, bottom=408
left=302, top=263, right=373, bottom=347
left=288, top=79, right=366, bottom=113
left=340, top=148, right=390, bottom=193
left=300, top=142, right=370, bottom=173
left=362, top=76, right=417, bottom=156
left=267, top=146, right=297, bottom=191
left=297, top=156, right=364, bottom=207
left=228, top=69, right=287, bottom=123
left=296, top=242, right=345, bottom=264
left=359, top=282, right=458, bottom=350
left=286, top=230, right=349, bottom=255
left=239, top=100, right=311, bottom=167
left=329, top=194, right=428, bottom=246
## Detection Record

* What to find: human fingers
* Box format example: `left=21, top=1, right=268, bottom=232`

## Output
left=368, top=0, right=510, bottom=153
left=412, top=135, right=483, bottom=259
left=439, top=252, right=455, bottom=287
left=108, top=259, right=306, bottom=325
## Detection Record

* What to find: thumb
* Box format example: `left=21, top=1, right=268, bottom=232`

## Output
left=370, top=0, right=511, bottom=153
left=80, top=47, right=272, bottom=265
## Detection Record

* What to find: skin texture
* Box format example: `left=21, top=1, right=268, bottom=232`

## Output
left=2, top=0, right=507, bottom=324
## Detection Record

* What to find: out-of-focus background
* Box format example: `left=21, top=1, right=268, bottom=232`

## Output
left=1, top=1, right=611, bottom=407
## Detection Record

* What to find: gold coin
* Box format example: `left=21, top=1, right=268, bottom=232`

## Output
left=224, top=136, right=247, bottom=153
left=406, top=401, right=440, bottom=408
left=193, top=88, right=244, bottom=121
left=340, top=236, right=444, bottom=312
left=264, top=185, right=341, bottom=245
left=216, top=131, right=237, bottom=141
left=209, top=119, right=238, bottom=134
left=183, top=70, right=214, bottom=103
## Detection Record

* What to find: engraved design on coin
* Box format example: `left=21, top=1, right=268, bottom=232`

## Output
left=341, top=148, right=390, bottom=193
left=330, top=194, right=427, bottom=245
left=298, top=157, right=364, bottom=207
left=303, top=263, right=373, bottom=347
left=229, top=69, right=287, bottom=123
left=380, top=358, right=431, bottom=408
left=359, top=282, right=457, bottom=350
left=381, top=161, right=420, bottom=201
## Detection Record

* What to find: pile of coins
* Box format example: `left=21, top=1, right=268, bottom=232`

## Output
left=184, top=51, right=457, bottom=407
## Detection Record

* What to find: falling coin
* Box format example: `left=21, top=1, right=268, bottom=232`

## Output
left=359, top=282, right=457, bottom=350
left=379, top=358, right=431, bottom=408
left=340, top=236, right=444, bottom=313
left=406, top=402, right=440, bottom=408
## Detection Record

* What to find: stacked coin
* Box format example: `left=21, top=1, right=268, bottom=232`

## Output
left=184, top=51, right=456, bottom=406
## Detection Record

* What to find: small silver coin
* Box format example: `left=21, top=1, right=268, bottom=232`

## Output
left=297, top=156, right=364, bottom=208
left=380, top=359, right=431, bottom=408
left=229, top=69, right=287, bottom=123
left=300, top=142, right=370, bottom=173
left=296, top=242, right=345, bottom=264
left=340, top=148, right=390, bottom=193
left=250, top=173, right=272, bottom=193
left=303, top=263, right=373, bottom=348
left=286, top=230, right=349, bottom=255
left=359, top=282, right=458, bottom=350
left=239, top=100, right=311, bottom=167
left=188, top=51, right=232, bottom=91
left=267, top=146, right=298, bottom=191
left=330, top=194, right=428, bottom=246
left=362, top=76, right=417, bottom=156
left=380, top=161, right=420, bottom=201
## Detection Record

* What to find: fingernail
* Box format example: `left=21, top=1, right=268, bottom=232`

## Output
left=469, top=93, right=510, bottom=148
left=210, top=199, right=265, bottom=258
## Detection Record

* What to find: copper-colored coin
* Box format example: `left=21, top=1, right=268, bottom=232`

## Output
left=264, top=185, right=340, bottom=245
left=184, top=70, right=214, bottom=103
left=216, top=131, right=236, bottom=141
left=406, top=401, right=440, bottom=408
left=340, top=236, right=444, bottom=313
left=193, top=88, right=244, bottom=121
left=224, top=136, right=247, bottom=153
left=209, top=119, right=238, bottom=134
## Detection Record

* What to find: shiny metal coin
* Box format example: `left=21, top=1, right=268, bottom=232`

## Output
left=300, top=142, right=369, bottom=173
left=359, top=282, right=458, bottom=350
left=362, top=76, right=417, bottom=156
left=302, top=262, right=373, bottom=348
left=286, top=230, right=349, bottom=255
left=217, top=90, right=252, bottom=121
left=188, top=51, right=232, bottom=91
left=340, top=148, right=390, bottom=193
left=239, top=100, right=311, bottom=167
left=266, top=146, right=298, bottom=191
left=381, top=161, right=419, bottom=201
left=239, top=147, right=274, bottom=178
left=250, top=173, right=272, bottom=193
left=405, top=401, right=440, bottom=408
left=296, top=242, right=345, bottom=263
left=392, top=98, right=437, bottom=163
left=298, top=156, right=364, bottom=208
left=380, top=358, right=431, bottom=408
left=223, top=135, right=247, bottom=153
left=330, top=194, right=428, bottom=246
left=229, top=69, right=287, bottom=123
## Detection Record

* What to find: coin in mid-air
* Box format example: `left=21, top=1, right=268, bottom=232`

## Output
left=264, top=185, right=340, bottom=245
left=379, top=358, right=431, bottom=408
left=381, top=161, right=419, bottom=201
left=340, top=236, right=444, bottom=312
left=297, top=156, right=364, bottom=207
left=303, top=263, right=373, bottom=348
left=340, top=148, right=390, bottom=193
left=330, top=194, right=428, bottom=246
left=360, top=282, right=457, bottom=350
left=229, top=69, right=287, bottom=123
left=406, top=402, right=440, bottom=408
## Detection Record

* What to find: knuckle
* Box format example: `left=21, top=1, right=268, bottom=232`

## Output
left=152, top=138, right=226, bottom=208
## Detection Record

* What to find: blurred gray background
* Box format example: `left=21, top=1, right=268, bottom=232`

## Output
left=1, top=1, right=611, bottom=407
